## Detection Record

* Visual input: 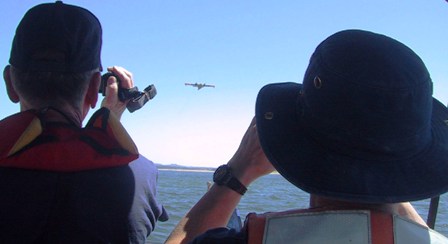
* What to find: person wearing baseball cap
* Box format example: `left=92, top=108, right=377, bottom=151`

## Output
left=0, top=1, right=167, bottom=243
left=166, top=30, right=448, bottom=243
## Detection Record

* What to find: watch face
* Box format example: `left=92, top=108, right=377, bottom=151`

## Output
left=213, top=165, right=231, bottom=184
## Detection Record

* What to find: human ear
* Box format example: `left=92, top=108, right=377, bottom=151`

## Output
left=3, top=65, right=20, bottom=103
left=86, top=71, right=101, bottom=109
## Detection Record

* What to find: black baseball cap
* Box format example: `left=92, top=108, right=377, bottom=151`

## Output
left=9, top=1, right=103, bottom=72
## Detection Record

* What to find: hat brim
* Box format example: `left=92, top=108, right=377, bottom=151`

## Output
left=256, top=82, right=448, bottom=203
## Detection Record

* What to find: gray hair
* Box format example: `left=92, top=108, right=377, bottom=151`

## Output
left=10, top=66, right=97, bottom=109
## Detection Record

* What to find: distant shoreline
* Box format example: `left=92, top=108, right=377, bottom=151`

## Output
left=158, top=168, right=214, bottom=173
left=157, top=165, right=279, bottom=175
left=156, top=164, right=215, bottom=172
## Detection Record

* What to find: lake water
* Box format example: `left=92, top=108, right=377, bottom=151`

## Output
left=147, top=170, right=448, bottom=243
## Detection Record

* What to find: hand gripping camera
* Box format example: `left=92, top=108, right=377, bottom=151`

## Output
left=99, top=72, right=157, bottom=113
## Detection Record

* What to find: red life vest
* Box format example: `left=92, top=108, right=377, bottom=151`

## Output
left=0, top=108, right=138, bottom=171
left=246, top=208, right=448, bottom=244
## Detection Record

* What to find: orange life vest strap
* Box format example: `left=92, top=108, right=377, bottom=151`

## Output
left=371, top=209, right=394, bottom=244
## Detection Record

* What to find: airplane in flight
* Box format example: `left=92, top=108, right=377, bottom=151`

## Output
left=185, top=82, right=215, bottom=90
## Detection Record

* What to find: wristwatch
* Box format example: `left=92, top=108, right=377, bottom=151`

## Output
left=213, top=164, right=247, bottom=195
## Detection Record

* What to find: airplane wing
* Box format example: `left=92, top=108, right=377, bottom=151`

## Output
left=185, top=83, right=215, bottom=90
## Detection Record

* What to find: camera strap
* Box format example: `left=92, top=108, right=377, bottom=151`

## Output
left=126, top=85, right=157, bottom=112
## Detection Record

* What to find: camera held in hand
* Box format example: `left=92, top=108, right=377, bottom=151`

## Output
left=99, top=72, right=157, bottom=113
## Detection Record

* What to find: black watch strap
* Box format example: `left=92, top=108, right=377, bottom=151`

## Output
left=226, top=176, right=247, bottom=195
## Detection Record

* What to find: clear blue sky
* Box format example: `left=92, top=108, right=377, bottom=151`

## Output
left=1, top=0, right=447, bottom=167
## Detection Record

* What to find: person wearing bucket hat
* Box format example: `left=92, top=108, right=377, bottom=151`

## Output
left=0, top=1, right=167, bottom=243
left=166, top=29, right=448, bottom=244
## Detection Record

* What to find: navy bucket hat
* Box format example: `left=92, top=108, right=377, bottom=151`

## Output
left=256, top=29, right=448, bottom=203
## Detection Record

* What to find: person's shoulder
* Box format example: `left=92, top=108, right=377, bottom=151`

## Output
left=128, top=154, right=159, bottom=175
left=129, top=154, right=156, bottom=166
